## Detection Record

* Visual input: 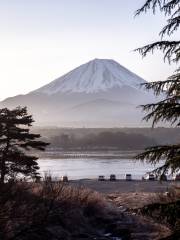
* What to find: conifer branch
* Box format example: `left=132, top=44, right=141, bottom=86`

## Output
left=135, top=41, right=180, bottom=63
left=135, top=0, right=180, bottom=176
left=160, top=16, right=180, bottom=37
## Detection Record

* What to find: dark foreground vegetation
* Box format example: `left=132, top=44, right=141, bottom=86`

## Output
left=0, top=181, right=175, bottom=240
left=0, top=181, right=110, bottom=240
left=140, top=200, right=180, bottom=240
left=108, top=188, right=180, bottom=240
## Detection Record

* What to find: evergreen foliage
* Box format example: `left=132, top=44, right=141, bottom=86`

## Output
left=135, top=0, right=180, bottom=176
left=135, top=0, right=180, bottom=63
left=0, top=107, right=49, bottom=183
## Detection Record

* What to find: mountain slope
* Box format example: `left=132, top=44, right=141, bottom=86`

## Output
left=33, top=58, right=146, bottom=94
left=0, top=59, right=156, bottom=127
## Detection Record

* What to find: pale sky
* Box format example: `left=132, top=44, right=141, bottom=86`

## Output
left=0, top=0, right=178, bottom=100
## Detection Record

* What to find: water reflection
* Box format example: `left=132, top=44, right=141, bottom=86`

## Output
left=38, top=157, right=164, bottom=180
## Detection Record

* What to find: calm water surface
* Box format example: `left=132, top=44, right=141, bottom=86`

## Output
left=38, top=156, right=163, bottom=180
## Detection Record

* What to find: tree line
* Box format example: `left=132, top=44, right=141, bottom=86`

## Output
left=49, top=131, right=156, bottom=150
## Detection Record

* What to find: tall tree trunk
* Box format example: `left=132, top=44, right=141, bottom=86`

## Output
left=0, top=157, right=5, bottom=184
left=0, top=133, right=10, bottom=184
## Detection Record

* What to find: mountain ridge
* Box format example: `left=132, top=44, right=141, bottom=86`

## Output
left=0, top=58, right=155, bottom=127
left=32, top=58, right=146, bottom=95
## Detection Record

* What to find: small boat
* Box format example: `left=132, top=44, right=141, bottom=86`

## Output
left=125, top=174, right=132, bottom=181
left=98, top=175, right=105, bottom=181
left=143, top=173, right=156, bottom=181
left=109, top=174, right=116, bottom=181
left=61, top=175, right=68, bottom=182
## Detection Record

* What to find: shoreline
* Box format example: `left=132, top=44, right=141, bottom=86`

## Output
left=69, top=179, right=173, bottom=194
left=36, top=150, right=140, bottom=159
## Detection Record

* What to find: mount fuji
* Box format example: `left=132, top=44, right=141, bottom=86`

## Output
left=0, top=59, right=156, bottom=127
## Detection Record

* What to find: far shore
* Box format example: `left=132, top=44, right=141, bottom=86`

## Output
left=36, top=149, right=141, bottom=159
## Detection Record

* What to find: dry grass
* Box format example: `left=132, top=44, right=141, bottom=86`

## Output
left=1, top=179, right=177, bottom=240
left=0, top=180, right=108, bottom=240
left=108, top=188, right=180, bottom=239
left=107, top=183, right=180, bottom=211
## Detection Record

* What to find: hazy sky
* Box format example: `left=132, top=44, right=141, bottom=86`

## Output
left=0, top=0, right=177, bottom=100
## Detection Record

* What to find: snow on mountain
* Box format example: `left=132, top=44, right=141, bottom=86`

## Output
left=34, top=58, right=146, bottom=95
left=0, top=58, right=156, bottom=127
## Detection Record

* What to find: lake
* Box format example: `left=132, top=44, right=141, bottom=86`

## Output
left=37, top=154, right=164, bottom=180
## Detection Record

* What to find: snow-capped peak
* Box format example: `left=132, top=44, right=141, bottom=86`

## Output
left=34, top=58, right=146, bottom=95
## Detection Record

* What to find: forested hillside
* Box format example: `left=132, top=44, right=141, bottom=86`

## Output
left=32, top=127, right=180, bottom=150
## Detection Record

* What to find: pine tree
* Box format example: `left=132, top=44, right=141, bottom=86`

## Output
left=135, top=0, right=180, bottom=177
left=0, top=107, right=49, bottom=183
